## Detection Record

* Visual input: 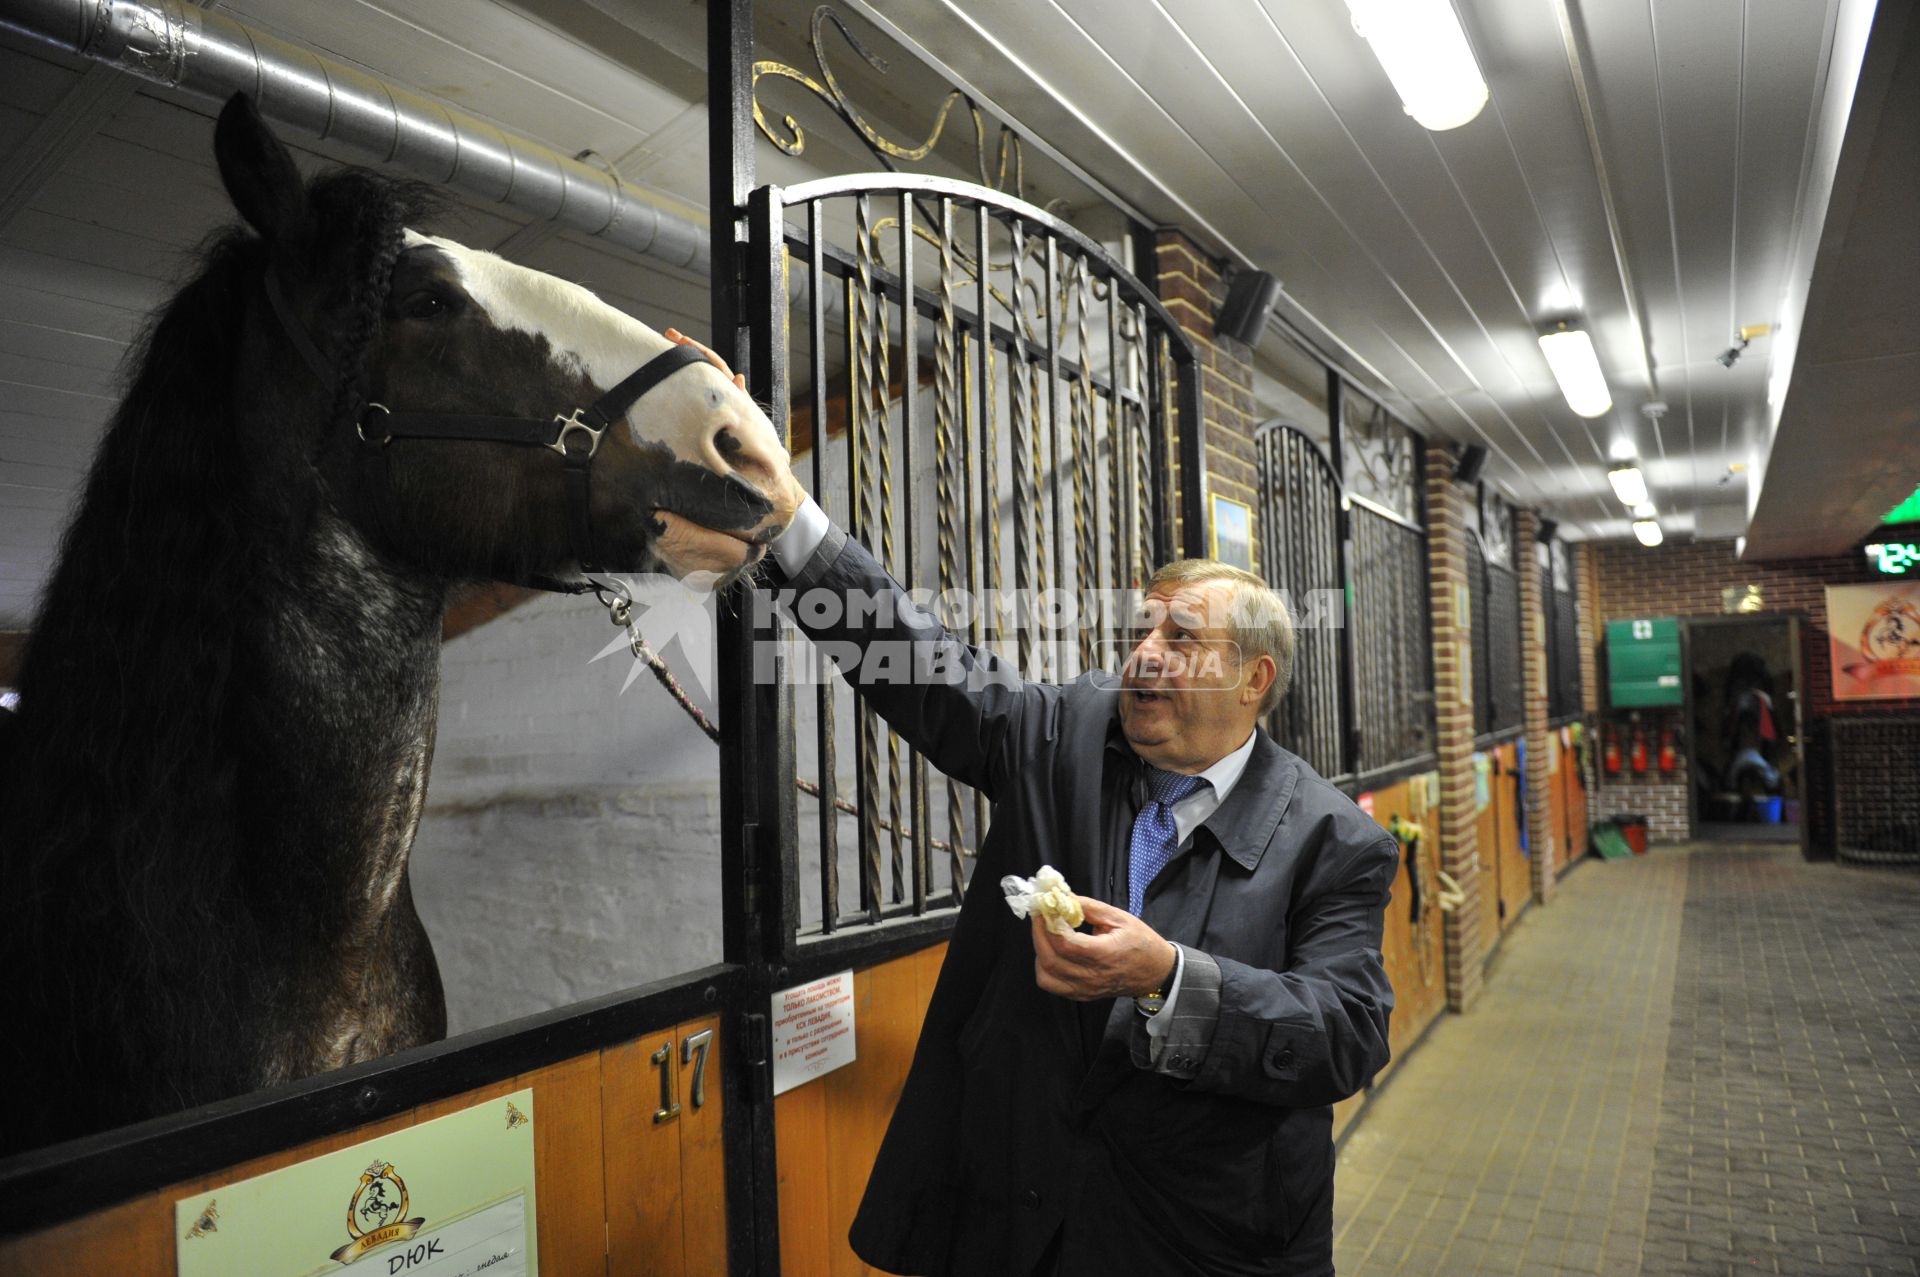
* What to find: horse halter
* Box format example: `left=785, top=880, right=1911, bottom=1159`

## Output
left=262, top=268, right=713, bottom=582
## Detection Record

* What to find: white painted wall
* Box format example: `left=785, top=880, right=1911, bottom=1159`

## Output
left=411, top=588, right=729, bottom=1036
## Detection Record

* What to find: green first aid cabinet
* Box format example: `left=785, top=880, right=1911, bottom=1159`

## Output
left=1606, top=617, right=1684, bottom=707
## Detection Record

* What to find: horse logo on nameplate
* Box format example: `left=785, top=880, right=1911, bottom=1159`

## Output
left=331, top=1159, right=427, bottom=1265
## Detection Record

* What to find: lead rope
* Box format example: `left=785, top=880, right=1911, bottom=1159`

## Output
left=589, top=583, right=976, bottom=861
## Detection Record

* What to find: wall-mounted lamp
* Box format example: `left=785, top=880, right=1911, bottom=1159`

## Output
left=1343, top=0, right=1489, bottom=131
left=1538, top=322, right=1612, bottom=418
left=1607, top=465, right=1649, bottom=508
left=1632, top=519, right=1664, bottom=548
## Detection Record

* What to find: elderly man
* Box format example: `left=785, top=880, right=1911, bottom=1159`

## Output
left=761, top=478, right=1397, bottom=1277
left=654, top=320, right=1396, bottom=1270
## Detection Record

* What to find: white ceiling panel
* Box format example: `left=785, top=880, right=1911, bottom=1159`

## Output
left=0, top=0, right=1902, bottom=637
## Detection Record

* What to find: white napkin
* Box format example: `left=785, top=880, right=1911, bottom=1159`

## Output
left=1001, top=864, right=1085, bottom=934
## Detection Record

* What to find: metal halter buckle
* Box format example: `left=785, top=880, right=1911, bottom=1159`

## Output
left=549, top=409, right=605, bottom=459
left=357, top=402, right=393, bottom=447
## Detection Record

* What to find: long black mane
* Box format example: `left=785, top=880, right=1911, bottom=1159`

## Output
left=0, top=169, right=432, bottom=1128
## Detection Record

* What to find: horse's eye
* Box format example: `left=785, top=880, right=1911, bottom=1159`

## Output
left=398, top=290, right=449, bottom=319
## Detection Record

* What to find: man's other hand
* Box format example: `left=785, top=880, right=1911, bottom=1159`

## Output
left=1032, top=897, right=1179, bottom=1002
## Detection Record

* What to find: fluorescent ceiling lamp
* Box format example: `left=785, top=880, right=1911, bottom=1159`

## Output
left=1344, top=0, right=1489, bottom=131
left=1607, top=466, right=1649, bottom=507
left=1632, top=520, right=1664, bottom=548
left=1632, top=501, right=1657, bottom=519
left=1538, top=325, right=1612, bottom=417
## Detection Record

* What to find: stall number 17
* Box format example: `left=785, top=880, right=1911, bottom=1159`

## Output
left=651, top=1029, right=713, bottom=1125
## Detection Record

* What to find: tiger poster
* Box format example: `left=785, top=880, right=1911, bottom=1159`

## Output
left=1827, top=581, right=1920, bottom=701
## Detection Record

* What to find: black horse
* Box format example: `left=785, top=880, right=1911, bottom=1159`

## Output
left=0, top=95, right=798, bottom=1154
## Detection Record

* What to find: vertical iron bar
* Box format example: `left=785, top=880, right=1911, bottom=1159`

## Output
left=848, top=256, right=879, bottom=923
left=807, top=198, right=837, bottom=936
left=974, top=203, right=994, bottom=869
left=899, top=191, right=928, bottom=916
left=1044, top=237, right=1065, bottom=679
left=1328, top=372, right=1360, bottom=778
left=1173, top=340, right=1206, bottom=560
left=1145, top=329, right=1170, bottom=568
left=1010, top=218, right=1035, bottom=678
left=708, top=5, right=782, bottom=1275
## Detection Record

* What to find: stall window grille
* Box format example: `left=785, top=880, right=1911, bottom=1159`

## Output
left=1474, top=528, right=1524, bottom=739
left=1545, top=551, right=1583, bottom=722
left=1350, top=504, right=1435, bottom=775
left=1256, top=424, right=1345, bottom=782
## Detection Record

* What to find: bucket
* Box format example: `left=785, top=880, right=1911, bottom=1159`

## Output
left=1616, top=814, right=1649, bottom=855
left=1758, top=796, right=1783, bottom=823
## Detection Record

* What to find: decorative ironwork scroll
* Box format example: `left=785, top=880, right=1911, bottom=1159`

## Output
left=1478, top=486, right=1515, bottom=566
left=754, top=6, right=1025, bottom=195
left=1342, top=393, right=1419, bottom=522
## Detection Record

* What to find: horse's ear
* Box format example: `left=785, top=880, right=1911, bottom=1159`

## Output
left=214, top=93, right=308, bottom=244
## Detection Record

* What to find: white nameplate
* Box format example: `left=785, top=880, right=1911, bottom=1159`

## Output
left=175, top=1090, right=537, bottom=1276
left=368, top=1193, right=528, bottom=1277
left=771, top=969, right=857, bottom=1096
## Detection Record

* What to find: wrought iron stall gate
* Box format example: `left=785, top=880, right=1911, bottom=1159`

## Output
left=1254, top=383, right=1434, bottom=791
left=710, top=3, right=1203, bottom=1272
left=1472, top=491, right=1525, bottom=742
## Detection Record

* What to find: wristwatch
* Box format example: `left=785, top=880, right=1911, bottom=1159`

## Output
left=1136, top=942, right=1180, bottom=1017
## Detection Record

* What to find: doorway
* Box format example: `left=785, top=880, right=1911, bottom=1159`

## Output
left=1685, top=616, right=1804, bottom=845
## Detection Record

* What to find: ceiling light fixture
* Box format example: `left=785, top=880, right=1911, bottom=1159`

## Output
left=1607, top=465, right=1649, bottom=508
left=1632, top=519, right=1664, bottom=548
left=1538, top=322, right=1612, bottom=417
left=1343, top=0, right=1489, bottom=131
left=1632, top=501, right=1657, bottom=519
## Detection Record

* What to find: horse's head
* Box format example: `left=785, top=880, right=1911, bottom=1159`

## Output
left=211, top=94, right=800, bottom=588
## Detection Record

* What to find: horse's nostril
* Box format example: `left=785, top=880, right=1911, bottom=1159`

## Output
left=715, top=427, right=744, bottom=460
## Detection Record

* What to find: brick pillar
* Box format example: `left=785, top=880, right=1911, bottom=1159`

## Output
left=1517, top=511, right=1555, bottom=905
left=1151, top=230, right=1259, bottom=572
left=1577, top=541, right=1601, bottom=717
left=1424, top=442, right=1488, bottom=1012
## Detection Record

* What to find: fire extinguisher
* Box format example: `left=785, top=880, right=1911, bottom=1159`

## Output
left=1658, top=726, right=1679, bottom=773
left=1629, top=726, right=1649, bottom=774
left=1603, top=724, right=1622, bottom=775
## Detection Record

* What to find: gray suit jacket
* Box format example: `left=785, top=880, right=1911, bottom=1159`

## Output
left=779, top=524, right=1397, bottom=1277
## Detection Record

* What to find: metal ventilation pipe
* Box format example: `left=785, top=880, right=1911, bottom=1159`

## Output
left=0, top=0, right=712, bottom=274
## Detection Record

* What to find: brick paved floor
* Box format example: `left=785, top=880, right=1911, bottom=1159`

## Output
left=1331, top=843, right=1920, bottom=1276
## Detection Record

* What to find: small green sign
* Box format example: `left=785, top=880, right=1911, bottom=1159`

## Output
left=1607, top=617, right=1683, bottom=707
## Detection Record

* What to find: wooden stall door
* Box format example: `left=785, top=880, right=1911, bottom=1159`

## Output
left=604, top=1014, right=728, bottom=1276
left=1563, top=732, right=1590, bottom=870
left=1355, top=773, right=1447, bottom=1116
left=1473, top=751, right=1507, bottom=934
left=1494, top=744, right=1530, bottom=929
left=0, top=1022, right=725, bottom=1277
left=776, top=945, right=946, bottom=1277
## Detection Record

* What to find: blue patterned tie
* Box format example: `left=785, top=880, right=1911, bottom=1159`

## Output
left=1128, top=768, right=1209, bottom=916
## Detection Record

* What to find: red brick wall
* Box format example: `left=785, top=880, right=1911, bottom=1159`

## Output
left=1152, top=230, right=1259, bottom=573
left=1587, top=538, right=1920, bottom=718
left=1586, top=537, right=1919, bottom=845
left=1516, top=512, right=1555, bottom=901
left=1425, top=443, right=1487, bottom=1012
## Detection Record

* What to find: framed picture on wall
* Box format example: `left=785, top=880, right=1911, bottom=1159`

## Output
left=1827, top=581, right=1920, bottom=701
left=1210, top=493, right=1253, bottom=572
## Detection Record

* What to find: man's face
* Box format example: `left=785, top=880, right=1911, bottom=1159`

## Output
left=1118, top=578, right=1270, bottom=772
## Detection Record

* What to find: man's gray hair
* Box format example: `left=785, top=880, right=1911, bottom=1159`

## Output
left=1145, top=559, right=1296, bottom=715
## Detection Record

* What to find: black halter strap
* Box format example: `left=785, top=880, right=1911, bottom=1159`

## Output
left=263, top=265, right=713, bottom=583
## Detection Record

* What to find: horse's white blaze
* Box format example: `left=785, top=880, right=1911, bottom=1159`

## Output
left=404, top=231, right=786, bottom=485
